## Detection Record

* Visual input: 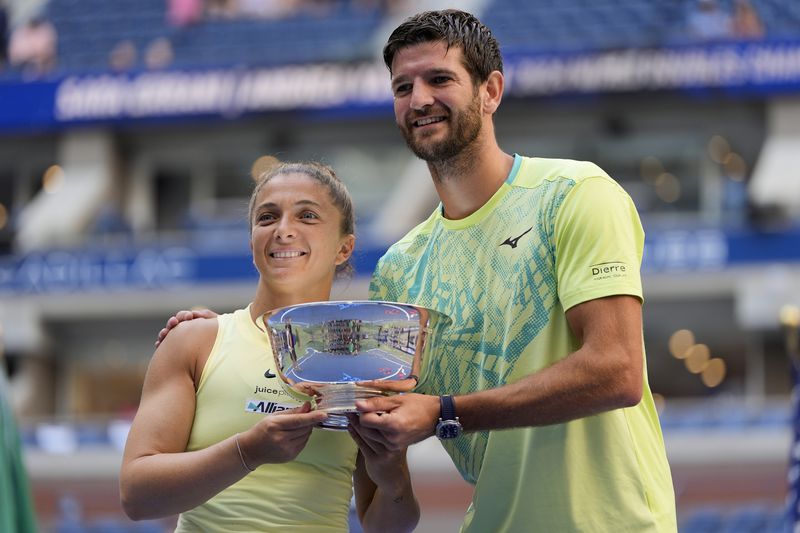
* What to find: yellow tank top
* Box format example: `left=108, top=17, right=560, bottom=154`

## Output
left=175, top=306, right=357, bottom=532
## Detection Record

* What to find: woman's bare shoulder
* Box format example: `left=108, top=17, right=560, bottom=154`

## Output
left=150, top=316, right=220, bottom=370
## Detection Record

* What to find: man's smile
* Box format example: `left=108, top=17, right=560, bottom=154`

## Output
left=414, top=116, right=446, bottom=127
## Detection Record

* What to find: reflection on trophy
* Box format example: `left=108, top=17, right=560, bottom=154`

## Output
left=264, top=301, right=440, bottom=430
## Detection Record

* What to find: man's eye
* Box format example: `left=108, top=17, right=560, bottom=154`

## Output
left=432, top=76, right=450, bottom=84
left=393, top=84, right=411, bottom=95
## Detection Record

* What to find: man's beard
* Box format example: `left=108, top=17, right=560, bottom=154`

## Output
left=401, top=95, right=482, bottom=163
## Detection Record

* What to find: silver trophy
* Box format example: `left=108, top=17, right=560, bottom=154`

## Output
left=264, top=300, right=440, bottom=430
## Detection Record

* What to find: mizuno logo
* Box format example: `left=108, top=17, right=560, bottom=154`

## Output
left=264, top=369, right=277, bottom=379
left=500, top=227, right=533, bottom=249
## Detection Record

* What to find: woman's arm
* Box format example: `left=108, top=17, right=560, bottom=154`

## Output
left=349, top=417, right=420, bottom=533
left=120, top=318, right=327, bottom=520
left=120, top=318, right=244, bottom=519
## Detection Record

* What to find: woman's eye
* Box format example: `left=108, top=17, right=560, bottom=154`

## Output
left=300, top=212, right=319, bottom=220
left=257, top=213, right=276, bottom=224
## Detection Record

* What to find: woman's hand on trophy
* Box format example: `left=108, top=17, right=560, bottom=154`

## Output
left=291, top=382, right=323, bottom=399
left=155, top=308, right=218, bottom=347
left=242, top=402, right=329, bottom=465
left=354, top=393, right=440, bottom=450
left=347, top=414, right=411, bottom=489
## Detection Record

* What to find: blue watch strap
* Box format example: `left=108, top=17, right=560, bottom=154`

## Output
left=440, top=394, right=457, bottom=421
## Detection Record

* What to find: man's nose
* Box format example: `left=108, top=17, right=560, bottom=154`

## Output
left=410, top=83, right=434, bottom=111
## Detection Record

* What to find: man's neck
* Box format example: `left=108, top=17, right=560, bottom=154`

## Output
left=430, top=144, right=514, bottom=220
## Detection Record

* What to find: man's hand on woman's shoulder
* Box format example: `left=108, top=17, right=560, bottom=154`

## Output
left=156, top=308, right=218, bottom=347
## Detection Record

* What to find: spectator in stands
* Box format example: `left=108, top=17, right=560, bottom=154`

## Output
left=167, top=0, right=204, bottom=28
left=687, top=0, right=734, bottom=41
left=733, top=0, right=765, bottom=39
left=7, top=16, right=57, bottom=77
left=237, top=0, right=300, bottom=20
left=206, top=0, right=237, bottom=19
left=121, top=161, right=419, bottom=532
left=109, top=40, right=137, bottom=72
left=144, top=37, right=173, bottom=70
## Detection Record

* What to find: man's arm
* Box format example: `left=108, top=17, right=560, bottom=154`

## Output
left=355, top=294, right=643, bottom=449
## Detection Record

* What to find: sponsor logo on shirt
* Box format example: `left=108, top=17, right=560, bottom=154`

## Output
left=590, top=261, right=628, bottom=280
left=253, top=385, right=287, bottom=395
left=245, top=399, right=295, bottom=414
left=500, top=227, right=533, bottom=249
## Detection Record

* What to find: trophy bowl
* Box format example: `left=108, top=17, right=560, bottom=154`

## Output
left=264, top=300, right=440, bottom=430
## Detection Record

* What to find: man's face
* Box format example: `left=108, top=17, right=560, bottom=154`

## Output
left=390, top=41, right=483, bottom=162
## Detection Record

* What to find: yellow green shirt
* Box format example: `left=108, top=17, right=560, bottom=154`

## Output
left=369, top=155, right=676, bottom=532
left=176, top=307, right=357, bottom=532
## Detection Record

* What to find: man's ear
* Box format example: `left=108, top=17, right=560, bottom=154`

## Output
left=483, top=70, right=504, bottom=115
left=335, top=234, right=356, bottom=265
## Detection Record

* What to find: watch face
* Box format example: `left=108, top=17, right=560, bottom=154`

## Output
left=436, top=420, right=462, bottom=439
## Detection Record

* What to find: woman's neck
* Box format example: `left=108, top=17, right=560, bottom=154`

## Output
left=250, top=281, right=333, bottom=321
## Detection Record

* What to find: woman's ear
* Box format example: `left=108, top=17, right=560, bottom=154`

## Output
left=335, top=234, right=356, bottom=265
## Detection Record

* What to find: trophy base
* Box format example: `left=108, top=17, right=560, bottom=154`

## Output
left=314, top=383, right=390, bottom=431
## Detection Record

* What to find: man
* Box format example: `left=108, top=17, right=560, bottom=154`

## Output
left=159, top=9, right=676, bottom=532
left=353, top=9, right=676, bottom=532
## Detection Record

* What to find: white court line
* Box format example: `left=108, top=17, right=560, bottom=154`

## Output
left=287, top=348, right=410, bottom=381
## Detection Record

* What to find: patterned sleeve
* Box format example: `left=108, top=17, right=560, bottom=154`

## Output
left=368, top=254, right=392, bottom=301
left=554, top=175, right=644, bottom=312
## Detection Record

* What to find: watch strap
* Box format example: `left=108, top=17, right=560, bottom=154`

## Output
left=440, top=394, right=457, bottom=421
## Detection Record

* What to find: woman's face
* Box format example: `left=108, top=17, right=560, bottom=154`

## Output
left=250, top=173, right=354, bottom=296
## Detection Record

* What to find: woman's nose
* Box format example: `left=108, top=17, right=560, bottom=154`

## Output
left=275, top=218, right=296, bottom=240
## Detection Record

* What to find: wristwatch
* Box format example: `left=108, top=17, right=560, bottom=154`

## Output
left=435, top=394, right=463, bottom=440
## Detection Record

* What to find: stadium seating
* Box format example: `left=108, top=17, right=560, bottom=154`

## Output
left=679, top=503, right=786, bottom=532
left=42, top=0, right=381, bottom=75
left=0, top=0, right=796, bottom=80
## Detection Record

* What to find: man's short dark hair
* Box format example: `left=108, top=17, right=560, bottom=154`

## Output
left=383, top=9, right=503, bottom=85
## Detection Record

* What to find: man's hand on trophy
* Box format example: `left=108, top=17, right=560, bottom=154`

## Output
left=356, top=375, right=419, bottom=394
left=354, top=393, right=440, bottom=450
left=155, top=308, right=218, bottom=347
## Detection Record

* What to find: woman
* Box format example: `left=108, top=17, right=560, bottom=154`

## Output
left=120, top=161, right=419, bottom=532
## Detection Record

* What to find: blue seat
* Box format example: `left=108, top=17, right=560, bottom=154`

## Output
left=680, top=505, right=725, bottom=533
